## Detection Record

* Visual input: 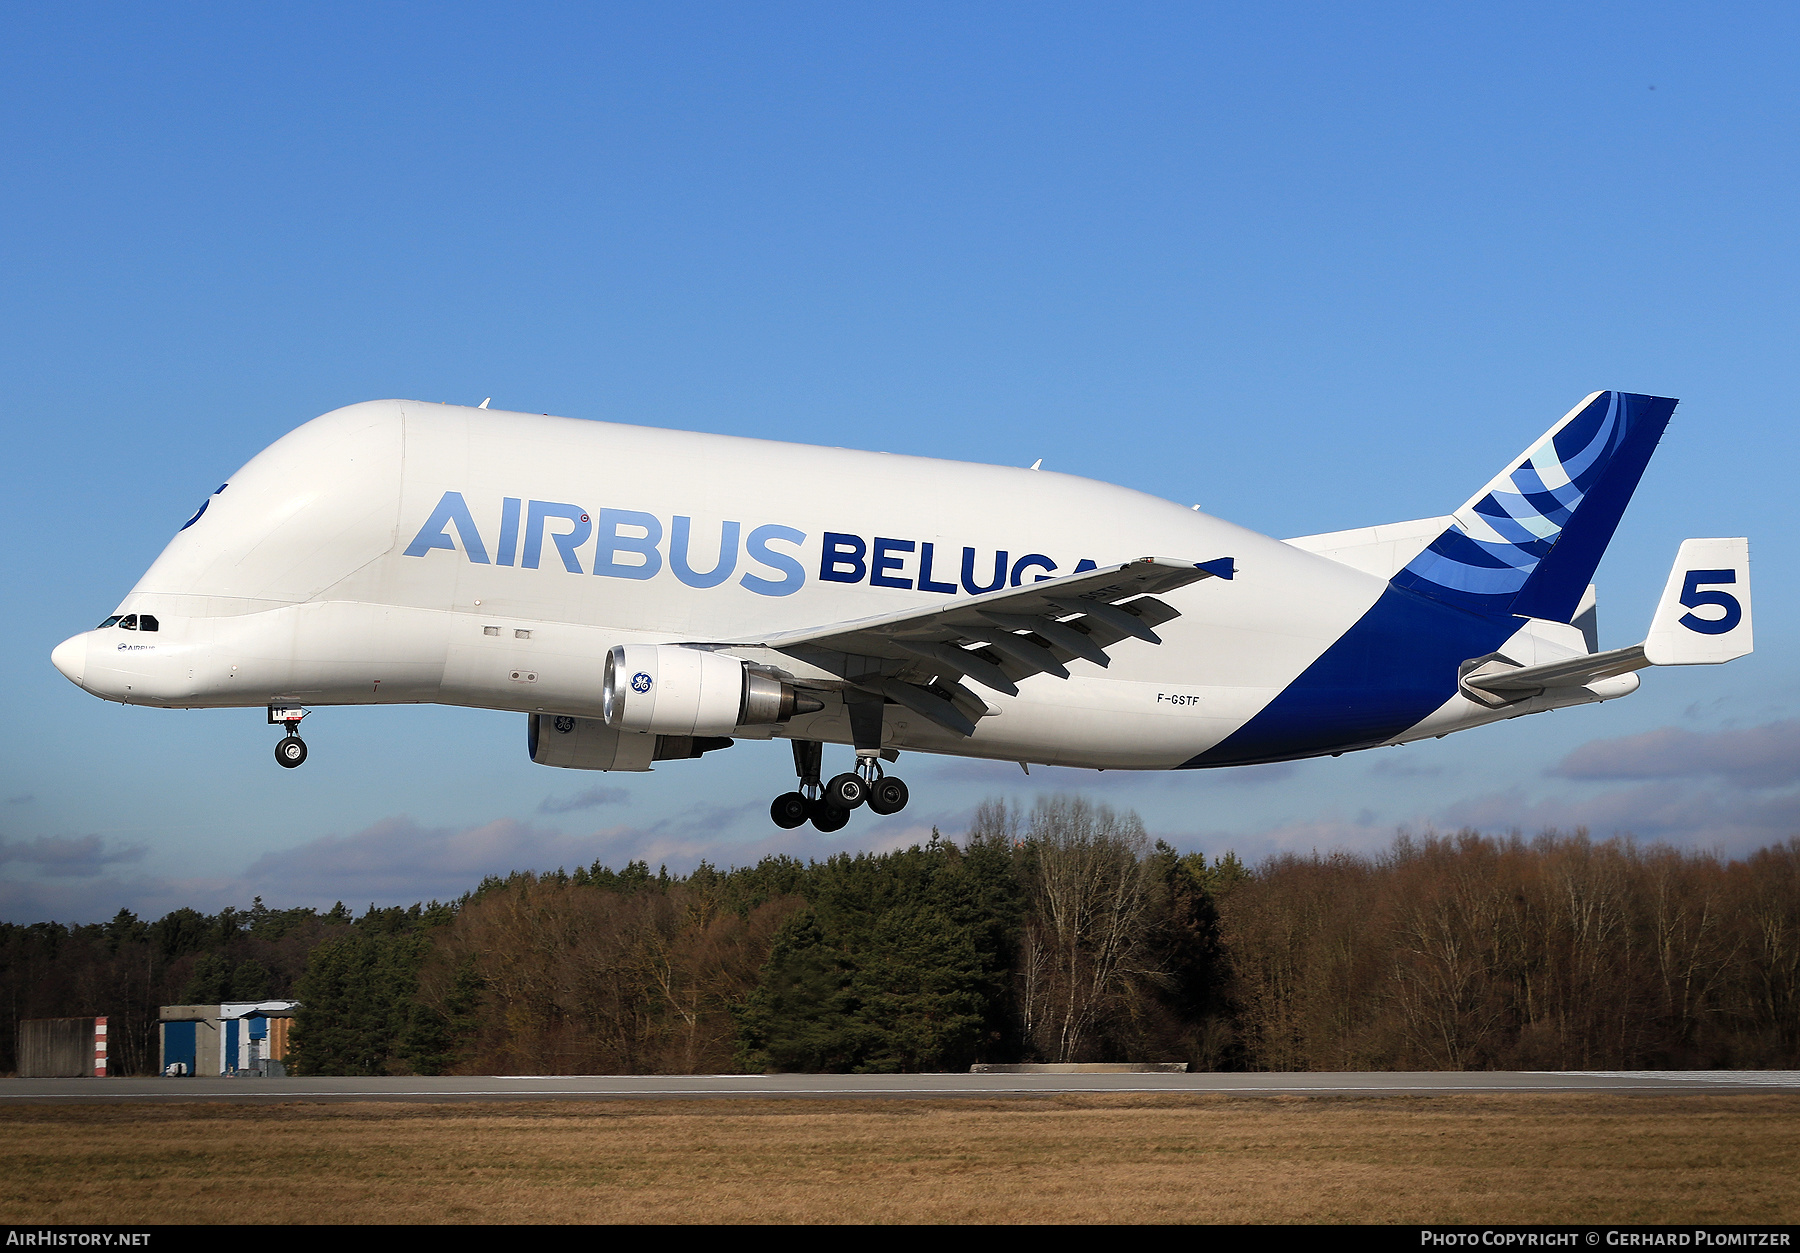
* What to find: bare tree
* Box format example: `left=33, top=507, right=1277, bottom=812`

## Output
left=1388, top=833, right=1512, bottom=1068
left=1645, top=845, right=1737, bottom=1061
left=1217, top=848, right=1382, bottom=1070
left=1016, top=797, right=1162, bottom=1062
left=416, top=875, right=798, bottom=1074
left=1733, top=838, right=1800, bottom=1063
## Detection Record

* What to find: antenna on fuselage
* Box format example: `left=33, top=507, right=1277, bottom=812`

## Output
left=1028, top=458, right=1042, bottom=471
left=479, top=397, right=491, bottom=409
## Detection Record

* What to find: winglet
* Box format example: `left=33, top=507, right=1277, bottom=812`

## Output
left=1196, top=557, right=1236, bottom=580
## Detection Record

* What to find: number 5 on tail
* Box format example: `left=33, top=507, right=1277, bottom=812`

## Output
left=1646, top=539, right=1753, bottom=666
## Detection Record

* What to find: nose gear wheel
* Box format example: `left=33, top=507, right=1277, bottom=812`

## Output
left=270, top=706, right=311, bottom=769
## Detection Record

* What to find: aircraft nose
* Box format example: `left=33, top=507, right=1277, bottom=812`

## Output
left=51, top=633, right=88, bottom=688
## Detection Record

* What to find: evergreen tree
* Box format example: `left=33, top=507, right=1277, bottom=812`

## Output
left=736, top=911, right=863, bottom=1071
left=737, top=833, right=1024, bottom=1072
left=849, top=898, right=986, bottom=1071
left=399, top=956, right=485, bottom=1075
left=151, top=908, right=213, bottom=962
left=290, top=905, right=448, bottom=1075
left=179, top=952, right=233, bottom=1004
left=230, top=959, right=272, bottom=1000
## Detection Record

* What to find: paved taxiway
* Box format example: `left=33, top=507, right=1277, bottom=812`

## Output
left=3, top=1070, right=1797, bottom=1104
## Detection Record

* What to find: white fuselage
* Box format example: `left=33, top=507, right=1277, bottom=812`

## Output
left=51, top=400, right=1623, bottom=770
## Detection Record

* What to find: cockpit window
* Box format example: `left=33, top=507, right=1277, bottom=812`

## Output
left=138, top=615, right=159, bottom=632
left=119, top=614, right=138, bottom=630
left=179, top=483, right=230, bottom=532
left=98, top=616, right=122, bottom=629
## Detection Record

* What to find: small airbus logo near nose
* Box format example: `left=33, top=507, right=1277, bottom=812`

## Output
left=51, top=634, right=88, bottom=688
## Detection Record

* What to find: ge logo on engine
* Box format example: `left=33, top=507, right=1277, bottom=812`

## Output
left=631, top=672, right=653, bottom=693
left=553, top=716, right=576, bottom=734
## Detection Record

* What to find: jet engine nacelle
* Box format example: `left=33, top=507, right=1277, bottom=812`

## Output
left=529, top=712, right=657, bottom=771
left=528, top=713, right=736, bottom=772
left=602, top=644, right=819, bottom=736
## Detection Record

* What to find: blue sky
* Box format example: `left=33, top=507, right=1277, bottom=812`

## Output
left=3, top=3, right=1796, bottom=920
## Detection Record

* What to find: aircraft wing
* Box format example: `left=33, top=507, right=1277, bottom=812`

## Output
left=736, top=556, right=1235, bottom=736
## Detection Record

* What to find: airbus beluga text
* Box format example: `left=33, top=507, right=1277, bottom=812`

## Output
left=51, top=392, right=1752, bottom=833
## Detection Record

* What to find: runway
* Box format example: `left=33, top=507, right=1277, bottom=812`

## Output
left=4, top=1070, right=1798, bottom=1104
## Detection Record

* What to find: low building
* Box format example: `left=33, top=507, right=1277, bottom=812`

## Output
left=17, top=1017, right=108, bottom=1077
left=159, top=1001, right=299, bottom=1076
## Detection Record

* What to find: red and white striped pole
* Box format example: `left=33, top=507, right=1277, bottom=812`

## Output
left=93, top=1016, right=107, bottom=1077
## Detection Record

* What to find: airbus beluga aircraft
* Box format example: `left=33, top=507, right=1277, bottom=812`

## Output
left=51, top=391, right=1751, bottom=833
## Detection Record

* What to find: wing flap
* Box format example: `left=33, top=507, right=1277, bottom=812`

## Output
left=748, top=557, right=1226, bottom=656
left=738, top=557, right=1233, bottom=737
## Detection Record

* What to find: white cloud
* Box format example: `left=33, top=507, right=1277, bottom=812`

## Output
left=1550, top=720, right=1800, bottom=789
left=1439, top=780, right=1800, bottom=855
left=0, top=869, right=257, bottom=925
left=0, top=833, right=147, bottom=878
left=537, top=784, right=631, bottom=814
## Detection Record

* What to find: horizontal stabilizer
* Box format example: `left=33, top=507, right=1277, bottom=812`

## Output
left=1461, top=538, right=1752, bottom=706
left=1461, top=644, right=1648, bottom=705
left=1645, top=538, right=1753, bottom=666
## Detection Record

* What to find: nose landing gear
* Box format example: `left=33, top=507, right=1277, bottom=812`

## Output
left=269, top=706, right=310, bottom=769
left=770, top=740, right=908, bottom=829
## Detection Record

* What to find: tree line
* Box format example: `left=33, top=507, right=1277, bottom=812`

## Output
left=3, top=799, right=1795, bottom=1074
left=0, top=897, right=350, bottom=1075
left=1225, top=829, right=1800, bottom=1069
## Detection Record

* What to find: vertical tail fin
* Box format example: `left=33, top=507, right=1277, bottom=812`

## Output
left=1390, top=391, right=1676, bottom=621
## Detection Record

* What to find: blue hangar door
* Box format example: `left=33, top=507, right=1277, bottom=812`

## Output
left=163, top=1021, right=196, bottom=1075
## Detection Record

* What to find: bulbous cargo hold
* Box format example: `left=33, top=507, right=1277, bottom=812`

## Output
left=45, top=392, right=1752, bottom=831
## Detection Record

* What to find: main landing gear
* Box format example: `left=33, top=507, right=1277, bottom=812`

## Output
left=770, top=740, right=909, bottom=830
left=269, top=706, right=309, bottom=769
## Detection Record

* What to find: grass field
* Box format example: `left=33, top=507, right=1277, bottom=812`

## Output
left=2, top=1093, right=1795, bottom=1225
